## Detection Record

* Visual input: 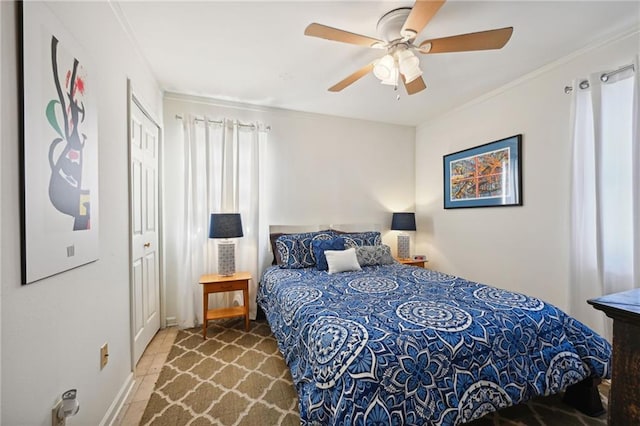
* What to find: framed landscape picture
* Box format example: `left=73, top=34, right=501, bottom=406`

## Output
left=21, top=2, right=99, bottom=283
left=443, top=135, right=522, bottom=209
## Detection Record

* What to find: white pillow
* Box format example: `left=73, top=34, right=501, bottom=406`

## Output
left=325, top=247, right=362, bottom=274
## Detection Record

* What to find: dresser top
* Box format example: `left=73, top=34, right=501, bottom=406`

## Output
left=588, top=288, right=640, bottom=320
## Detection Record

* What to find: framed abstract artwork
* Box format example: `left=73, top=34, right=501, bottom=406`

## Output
left=21, top=2, right=99, bottom=284
left=443, top=135, right=522, bottom=209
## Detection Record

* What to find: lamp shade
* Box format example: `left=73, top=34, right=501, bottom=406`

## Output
left=209, top=213, right=243, bottom=239
left=391, top=212, right=416, bottom=231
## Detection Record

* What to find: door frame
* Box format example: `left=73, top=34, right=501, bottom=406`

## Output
left=126, top=79, right=165, bottom=371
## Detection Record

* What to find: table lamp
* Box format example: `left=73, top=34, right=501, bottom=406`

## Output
left=391, top=212, right=416, bottom=259
left=209, top=213, right=243, bottom=276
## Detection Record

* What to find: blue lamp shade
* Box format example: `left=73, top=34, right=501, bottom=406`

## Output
left=391, top=212, right=416, bottom=231
left=209, top=213, right=243, bottom=239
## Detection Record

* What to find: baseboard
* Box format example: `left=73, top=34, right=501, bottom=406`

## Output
left=100, top=372, right=135, bottom=426
left=165, top=316, right=177, bottom=327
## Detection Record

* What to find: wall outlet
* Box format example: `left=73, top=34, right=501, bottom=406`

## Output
left=52, top=400, right=65, bottom=426
left=100, top=343, right=109, bottom=370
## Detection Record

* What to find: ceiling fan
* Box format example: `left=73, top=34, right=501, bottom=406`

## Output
left=304, top=0, right=513, bottom=95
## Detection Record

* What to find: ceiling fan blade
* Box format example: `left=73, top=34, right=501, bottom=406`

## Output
left=401, top=0, right=446, bottom=39
left=419, top=27, right=514, bottom=53
left=329, top=63, right=375, bottom=92
left=402, top=75, right=427, bottom=95
left=305, top=23, right=384, bottom=48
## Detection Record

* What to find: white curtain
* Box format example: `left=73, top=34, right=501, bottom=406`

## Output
left=175, top=115, right=268, bottom=328
left=569, top=58, right=639, bottom=339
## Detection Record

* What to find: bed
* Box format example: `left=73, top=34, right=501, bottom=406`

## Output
left=257, top=230, right=611, bottom=425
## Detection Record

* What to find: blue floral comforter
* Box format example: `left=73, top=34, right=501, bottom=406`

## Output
left=257, top=264, right=611, bottom=425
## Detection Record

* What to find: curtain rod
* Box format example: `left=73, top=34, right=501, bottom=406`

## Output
left=175, top=114, right=271, bottom=131
left=564, top=63, right=635, bottom=94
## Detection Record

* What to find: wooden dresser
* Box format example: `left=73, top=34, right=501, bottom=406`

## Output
left=588, top=289, right=640, bottom=425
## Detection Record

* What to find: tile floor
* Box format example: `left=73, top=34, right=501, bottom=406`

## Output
left=113, top=327, right=178, bottom=426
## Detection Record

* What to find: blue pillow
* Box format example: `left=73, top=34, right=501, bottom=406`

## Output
left=276, top=231, right=336, bottom=268
left=312, top=237, right=345, bottom=271
left=338, top=231, right=382, bottom=248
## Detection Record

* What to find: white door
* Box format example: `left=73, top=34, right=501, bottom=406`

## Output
left=130, top=97, right=161, bottom=364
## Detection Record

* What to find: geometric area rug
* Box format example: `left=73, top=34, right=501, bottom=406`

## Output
left=140, top=318, right=299, bottom=426
left=141, top=318, right=609, bottom=426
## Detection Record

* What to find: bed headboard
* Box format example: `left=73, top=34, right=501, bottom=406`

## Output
left=267, top=224, right=382, bottom=265
left=269, top=223, right=381, bottom=234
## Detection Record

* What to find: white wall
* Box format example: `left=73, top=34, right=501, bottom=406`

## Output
left=0, top=2, right=4, bottom=421
left=415, top=30, right=640, bottom=314
left=1, top=2, right=161, bottom=425
left=163, top=94, right=416, bottom=321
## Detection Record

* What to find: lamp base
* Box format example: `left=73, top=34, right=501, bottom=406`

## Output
left=218, top=241, right=235, bottom=276
left=397, top=234, right=410, bottom=259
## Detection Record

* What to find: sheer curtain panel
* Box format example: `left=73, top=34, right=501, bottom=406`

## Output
left=569, top=58, right=639, bottom=339
left=175, top=115, right=267, bottom=328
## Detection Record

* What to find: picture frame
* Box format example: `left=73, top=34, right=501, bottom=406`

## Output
left=443, top=134, right=522, bottom=209
left=20, top=2, right=99, bottom=284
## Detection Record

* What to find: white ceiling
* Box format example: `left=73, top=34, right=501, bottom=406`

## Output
left=113, top=1, right=640, bottom=126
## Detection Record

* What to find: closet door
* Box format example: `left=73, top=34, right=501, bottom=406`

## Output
left=130, top=97, right=161, bottom=365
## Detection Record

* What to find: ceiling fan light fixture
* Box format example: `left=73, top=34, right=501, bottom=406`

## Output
left=397, top=49, right=419, bottom=68
left=401, top=66, right=423, bottom=84
left=380, top=67, right=399, bottom=86
left=397, top=49, right=422, bottom=83
left=373, top=54, right=395, bottom=80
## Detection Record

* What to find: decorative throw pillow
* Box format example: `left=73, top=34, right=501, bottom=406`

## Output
left=269, top=232, right=285, bottom=265
left=312, top=237, right=345, bottom=271
left=356, top=244, right=395, bottom=267
left=276, top=231, right=336, bottom=268
left=325, top=248, right=362, bottom=274
left=338, top=231, right=382, bottom=248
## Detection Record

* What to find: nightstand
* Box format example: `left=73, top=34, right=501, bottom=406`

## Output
left=199, top=271, right=251, bottom=339
left=396, top=258, right=427, bottom=268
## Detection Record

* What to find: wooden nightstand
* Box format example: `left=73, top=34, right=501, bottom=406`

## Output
left=199, top=271, right=251, bottom=339
left=396, top=258, right=427, bottom=268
